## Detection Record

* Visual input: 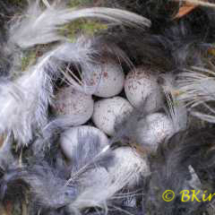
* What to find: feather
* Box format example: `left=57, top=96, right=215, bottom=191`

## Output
left=69, top=131, right=112, bottom=175
left=68, top=147, right=149, bottom=211
left=39, top=119, right=149, bottom=212
left=25, top=163, right=78, bottom=210
left=2, top=130, right=111, bottom=212
left=0, top=161, right=77, bottom=212
left=0, top=134, right=15, bottom=168
left=160, top=73, right=188, bottom=132
left=0, top=52, right=54, bottom=146
left=177, top=67, right=215, bottom=123
left=144, top=127, right=215, bottom=215
left=8, top=1, right=151, bottom=49
left=0, top=164, right=28, bottom=203
left=179, top=0, right=215, bottom=8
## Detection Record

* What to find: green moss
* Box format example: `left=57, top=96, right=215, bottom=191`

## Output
left=69, top=0, right=95, bottom=7
left=8, top=0, right=27, bottom=6
left=64, top=1, right=109, bottom=40
left=21, top=50, right=37, bottom=71
left=11, top=201, right=22, bottom=215
left=9, top=0, right=24, bottom=3
left=60, top=19, right=108, bottom=41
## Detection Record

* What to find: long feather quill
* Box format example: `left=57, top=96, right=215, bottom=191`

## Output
left=9, top=2, right=151, bottom=49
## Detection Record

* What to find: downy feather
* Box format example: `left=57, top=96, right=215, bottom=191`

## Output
left=0, top=38, right=99, bottom=146
left=68, top=147, right=149, bottom=211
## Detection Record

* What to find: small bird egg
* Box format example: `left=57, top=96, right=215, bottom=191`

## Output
left=135, top=113, right=174, bottom=150
left=53, top=86, right=94, bottom=125
left=87, top=60, right=125, bottom=98
left=60, top=126, right=109, bottom=160
left=124, top=67, right=163, bottom=112
left=92, top=96, right=133, bottom=136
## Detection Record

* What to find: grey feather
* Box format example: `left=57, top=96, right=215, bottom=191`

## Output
left=160, top=73, right=188, bottom=131
left=0, top=134, right=15, bottom=168
left=68, top=147, right=149, bottom=211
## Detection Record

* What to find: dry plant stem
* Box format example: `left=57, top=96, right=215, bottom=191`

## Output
left=175, top=0, right=215, bottom=8
left=42, top=0, right=51, bottom=8
left=5, top=202, right=12, bottom=215
left=130, top=143, right=149, bottom=156
left=0, top=207, right=7, bottom=215
left=0, top=136, right=4, bottom=147
left=21, top=200, right=27, bottom=215
left=59, top=68, right=85, bottom=93
left=174, top=3, right=198, bottom=18
left=18, top=148, right=23, bottom=167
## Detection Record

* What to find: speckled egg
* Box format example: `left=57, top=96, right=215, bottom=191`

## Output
left=60, top=126, right=109, bottom=160
left=124, top=67, right=163, bottom=112
left=135, top=113, right=174, bottom=150
left=86, top=60, right=125, bottom=98
left=92, top=96, right=133, bottom=136
left=53, top=86, right=94, bottom=125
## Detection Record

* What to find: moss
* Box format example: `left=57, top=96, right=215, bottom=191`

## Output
left=69, top=0, right=95, bottom=7
left=8, top=0, right=24, bottom=3
left=21, top=50, right=37, bottom=71
left=8, top=0, right=27, bottom=6
left=60, top=19, right=108, bottom=41
left=11, top=202, right=22, bottom=215
left=208, top=48, right=215, bottom=56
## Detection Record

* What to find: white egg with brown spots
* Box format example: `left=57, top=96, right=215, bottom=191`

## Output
left=86, top=60, right=125, bottom=98
left=92, top=96, right=133, bottom=136
left=124, top=67, right=163, bottom=112
left=53, top=86, right=94, bottom=125
left=60, top=126, right=109, bottom=160
left=135, top=113, right=174, bottom=150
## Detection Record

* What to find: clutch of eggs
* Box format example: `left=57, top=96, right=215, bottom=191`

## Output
left=53, top=60, right=168, bottom=159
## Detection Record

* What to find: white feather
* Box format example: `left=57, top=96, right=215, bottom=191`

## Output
left=160, top=74, right=188, bottom=131
left=177, top=67, right=215, bottom=123
left=68, top=147, right=149, bottom=210
left=9, top=2, right=151, bottom=49
left=0, top=38, right=101, bottom=146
